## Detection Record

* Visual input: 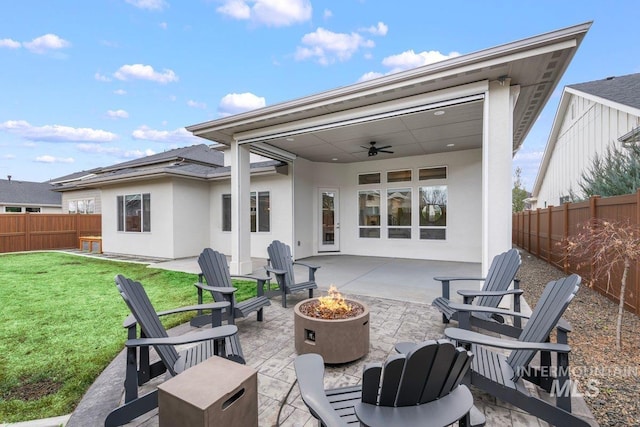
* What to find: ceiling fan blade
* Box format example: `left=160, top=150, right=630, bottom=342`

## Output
left=379, top=149, right=394, bottom=154
left=377, top=145, right=392, bottom=150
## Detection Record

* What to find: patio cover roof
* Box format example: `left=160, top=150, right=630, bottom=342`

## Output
left=187, top=22, right=591, bottom=163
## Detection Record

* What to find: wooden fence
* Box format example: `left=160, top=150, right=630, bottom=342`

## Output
left=513, top=190, right=640, bottom=315
left=0, top=213, right=101, bottom=253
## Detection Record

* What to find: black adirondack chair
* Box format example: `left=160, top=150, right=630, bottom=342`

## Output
left=191, top=248, right=271, bottom=327
left=105, top=275, right=245, bottom=427
left=442, top=274, right=591, bottom=427
left=265, top=240, right=319, bottom=307
left=432, top=248, right=523, bottom=334
left=295, top=339, right=479, bottom=427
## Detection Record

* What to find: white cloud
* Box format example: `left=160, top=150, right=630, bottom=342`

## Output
left=107, top=109, right=129, bottom=119
left=218, top=92, right=266, bottom=117
left=123, top=148, right=156, bottom=158
left=217, top=0, right=312, bottom=27
left=0, top=120, right=118, bottom=143
left=159, top=22, right=168, bottom=29
left=125, top=0, right=167, bottom=11
left=76, top=143, right=123, bottom=154
left=114, top=64, right=178, bottom=84
left=323, top=9, right=332, bottom=19
left=23, top=34, right=71, bottom=54
left=187, top=100, right=207, bottom=109
left=513, top=150, right=544, bottom=161
left=362, top=22, right=388, bottom=36
left=95, top=72, right=111, bottom=82
left=295, top=27, right=374, bottom=65
left=35, top=155, right=74, bottom=163
left=131, top=125, right=198, bottom=143
left=381, top=49, right=460, bottom=73
left=2, top=154, right=16, bottom=159
left=358, top=49, right=461, bottom=81
left=114, top=89, right=127, bottom=95
left=0, top=38, right=21, bottom=49
left=358, top=71, right=383, bottom=82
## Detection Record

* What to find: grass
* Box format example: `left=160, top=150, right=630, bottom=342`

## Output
left=0, top=251, right=259, bottom=423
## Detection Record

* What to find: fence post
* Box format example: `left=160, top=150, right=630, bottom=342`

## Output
left=589, top=196, right=600, bottom=283
left=563, top=202, right=569, bottom=274
left=547, top=205, right=553, bottom=263
left=535, top=208, right=541, bottom=258
left=75, top=213, right=80, bottom=248
left=526, top=209, right=531, bottom=252
left=24, top=213, right=31, bottom=251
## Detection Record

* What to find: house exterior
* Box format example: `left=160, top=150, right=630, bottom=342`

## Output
left=0, top=177, right=62, bottom=213
left=186, top=22, right=591, bottom=275
left=49, top=168, right=103, bottom=214
left=53, top=23, right=590, bottom=273
left=530, top=73, right=640, bottom=209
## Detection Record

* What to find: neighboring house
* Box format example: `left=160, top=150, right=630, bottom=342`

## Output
left=186, top=22, right=591, bottom=274
left=530, top=73, right=640, bottom=209
left=50, top=168, right=103, bottom=214
left=0, top=177, right=62, bottom=213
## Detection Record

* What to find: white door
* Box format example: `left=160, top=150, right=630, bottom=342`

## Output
left=319, top=189, right=340, bottom=252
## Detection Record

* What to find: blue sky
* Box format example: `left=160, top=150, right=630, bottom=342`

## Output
left=0, top=1, right=638, bottom=189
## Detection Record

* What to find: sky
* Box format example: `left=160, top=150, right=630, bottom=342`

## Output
left=0, top=1, right=639, bottom=189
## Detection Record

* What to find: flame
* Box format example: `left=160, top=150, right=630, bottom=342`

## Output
left=316, top=285, right=353, bottom=317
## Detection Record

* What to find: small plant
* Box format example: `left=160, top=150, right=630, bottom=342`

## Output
left=563, top=218, right=640, bottom=350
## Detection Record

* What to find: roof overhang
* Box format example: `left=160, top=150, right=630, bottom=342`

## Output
left=187, top=22, right=591, bottom=163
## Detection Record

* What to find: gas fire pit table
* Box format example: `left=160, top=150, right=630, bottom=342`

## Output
left=293, top=288, right=370, bottom=364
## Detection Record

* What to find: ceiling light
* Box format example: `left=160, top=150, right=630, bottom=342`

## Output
left=434, top=110, right=445, bottom=116
left=446, top=143, right=455, bottom=147
left=331, top=158, right=338, bottom=161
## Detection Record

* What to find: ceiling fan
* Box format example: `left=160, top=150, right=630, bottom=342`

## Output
left=361, top=141, right=394, bottom=157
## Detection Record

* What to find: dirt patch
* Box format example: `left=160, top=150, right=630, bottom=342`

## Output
left=517, top=249, right=640, bottom=427
left=2, top=377, right=62, bottom=401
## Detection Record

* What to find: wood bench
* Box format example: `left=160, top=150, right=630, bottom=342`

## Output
left=79, top=235, right=102, bottom=253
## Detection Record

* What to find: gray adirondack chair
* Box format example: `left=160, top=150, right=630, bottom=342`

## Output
left=432, top=248, right=523, bottom=335
left=105, top=274, right=244, bottom=427
left=295, top=340, right=479, bottom=427
left=265, top=240, right=319, bottom=307
left=442, top=274, right=591, bottom=427
left=191, top=248, right=271, bottom=327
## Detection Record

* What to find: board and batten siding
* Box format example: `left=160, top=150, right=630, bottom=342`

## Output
left=536, top=93, right=640, bottom=208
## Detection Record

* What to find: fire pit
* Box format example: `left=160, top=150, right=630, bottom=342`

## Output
left=293, top=286, right=370, bottom=364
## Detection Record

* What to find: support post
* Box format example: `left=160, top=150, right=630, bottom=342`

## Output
left=230, top=142, right=253, bottom=275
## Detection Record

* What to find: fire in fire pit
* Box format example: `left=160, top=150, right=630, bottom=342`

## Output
left=298, top=286, right=365, bottom=320
left=294, top=286, right=370, bottom=364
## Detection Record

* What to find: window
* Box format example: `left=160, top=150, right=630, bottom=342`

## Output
left=358, top=172, right=381, bottom=185
left=419, top=167, right=447, bottom=180
left=358, top=190, right=380, bottom=238
left=387, top=169, right=412, bottom=183
left=117, top=193, right=150, bottom=232
left=222, top=192, right=270, bottom=232
left=419, top=186, right=447, bottom=240
left=25, top=207, right=41, bottom=213
left=222, top=194, right=231, bottom=232
left=5, top=206, right=22, bottom=213
left=68, top=199, right=95, bottom=214
left=387, top=188, right=411, bottom=239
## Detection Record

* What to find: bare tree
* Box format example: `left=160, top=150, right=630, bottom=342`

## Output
left=563, top=218, right=640, bottom=350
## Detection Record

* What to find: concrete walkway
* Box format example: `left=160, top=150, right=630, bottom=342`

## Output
left=53, top=252, right=596, bottom=426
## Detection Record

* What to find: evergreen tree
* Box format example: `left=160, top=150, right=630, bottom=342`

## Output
left=579, top=143, right=640, bottom=197
left=512, top=167, right=528, bottom=212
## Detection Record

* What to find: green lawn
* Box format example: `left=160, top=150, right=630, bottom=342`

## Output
left=0, top=251, right=258, bottom=423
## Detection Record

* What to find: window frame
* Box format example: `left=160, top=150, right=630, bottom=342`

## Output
left=222, top=191, right=270, bottom=233
left=387, top=187, right=412, bottom=239
left=116, top=193, right=151, bottom=233
left=358, top=189, right=381, bottom=238
left=419, top=185, right=447, bottom=240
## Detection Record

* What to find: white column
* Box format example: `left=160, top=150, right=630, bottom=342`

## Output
left=481, top=79, right=519, bottom=274
left=230, top=141, right=253, bottom=274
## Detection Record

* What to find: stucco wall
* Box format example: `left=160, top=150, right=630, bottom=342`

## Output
left=101, top=178, right=175, bottom=258
left=536, top=94, right=640, bottom=208
left=172, top=179, right=210, bottom=258
left=208, top=172, right=293, bottom=259
left=293, top=149, right=482, bottom=263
